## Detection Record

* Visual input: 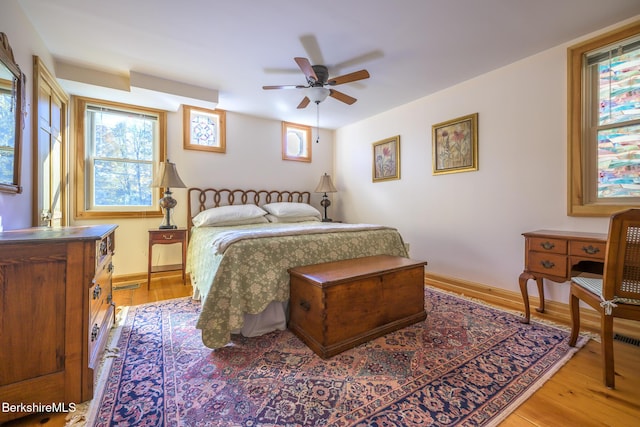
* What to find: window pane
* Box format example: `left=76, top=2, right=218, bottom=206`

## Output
left=598, top=46, right=640, bottom=125
left=93, top=159, right=153, bottom=206
left=598, top=124, right=640, bottom=198
left=190, top=110, right=220, bottom=147
left=90, top=109, right=155, bottom=160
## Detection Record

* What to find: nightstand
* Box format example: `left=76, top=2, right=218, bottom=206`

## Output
left=147, top=228, right=187, bottom=290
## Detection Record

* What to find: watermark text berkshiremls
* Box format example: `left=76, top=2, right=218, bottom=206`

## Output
left=2, top=402, right=77, bottom=413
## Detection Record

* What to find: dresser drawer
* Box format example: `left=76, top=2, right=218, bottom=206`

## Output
left=89, top=257, right=112, bottom=325
left=529, top=237, right=567, bottom=254
left=569, top=240, right=606, bottom=259
left=528, top=252, right=567, bottom=277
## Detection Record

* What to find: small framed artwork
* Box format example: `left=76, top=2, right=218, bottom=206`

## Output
left=372, top=135, right=400, bottom=182
left=282, top=121, right=311, bottom=162
left=183, top=105, right=226, bottom=153
left=432, top=113, right=478, bottom=175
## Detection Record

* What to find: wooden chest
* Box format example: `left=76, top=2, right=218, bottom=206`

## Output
left=288, top=255, right=427, bottom=358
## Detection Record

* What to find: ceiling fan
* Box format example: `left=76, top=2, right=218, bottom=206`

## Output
left=262, top=57, right=370, bottom=109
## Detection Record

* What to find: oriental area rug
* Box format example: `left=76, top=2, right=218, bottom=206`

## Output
left=84, top=288, right=587, bottom=427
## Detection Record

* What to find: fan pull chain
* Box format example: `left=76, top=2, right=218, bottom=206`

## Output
left=316, top=102, right=320, bottom=143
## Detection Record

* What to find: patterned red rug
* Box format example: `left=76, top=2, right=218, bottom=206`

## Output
left=88, top=288, right=586, bottom=426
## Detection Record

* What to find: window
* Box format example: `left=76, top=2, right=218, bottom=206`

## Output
left=74, top=96, right=167, bottom=219
left=568, top=21, right=640, bottom=216
left=183, top=105, right=226, bottom=153
left=282, top=121, right=311, bottom=162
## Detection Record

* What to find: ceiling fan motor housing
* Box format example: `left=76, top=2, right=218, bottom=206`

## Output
left=311, top=65, right=329, bottom=85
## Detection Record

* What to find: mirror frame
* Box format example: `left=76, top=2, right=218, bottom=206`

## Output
left=0, top=32, right=24, bottom=194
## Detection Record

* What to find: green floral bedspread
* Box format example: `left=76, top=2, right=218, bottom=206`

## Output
left=186, top=222, right=409, bottom=349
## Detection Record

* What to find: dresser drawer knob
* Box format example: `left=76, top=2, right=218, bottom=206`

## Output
left=91, top=324, right=99, bottom=342
left=540, top=260, right=555, bottom=269
left=540, top=241, right=555, bottom=250
left=299, top=299, right=311, bottom=312
left=582, top=245, right=600, bottom=255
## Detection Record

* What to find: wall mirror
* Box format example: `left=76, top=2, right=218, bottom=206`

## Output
left=0, top=32, right=24, bottom=193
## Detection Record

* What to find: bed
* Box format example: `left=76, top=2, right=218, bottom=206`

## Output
left=185, top=187, right=410, bottom=349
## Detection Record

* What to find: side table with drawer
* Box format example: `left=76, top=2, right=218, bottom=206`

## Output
left=147, top=228, right=187, bottom=289
left=519, top=229, right=607, bottom=324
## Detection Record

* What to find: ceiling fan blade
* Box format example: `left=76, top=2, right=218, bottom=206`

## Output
left=327, top=69, right=370, bottom=86
left=297, top=97, right=311, bottom=109
left=299, top=34, right=324, bottom=65
left=329, top=89, right=357, bottom=105
left=332, top=50, right=383, bottom=71
left=262, top=84, right=307, bottom=90
left=294, top=57, right=318, bottom=83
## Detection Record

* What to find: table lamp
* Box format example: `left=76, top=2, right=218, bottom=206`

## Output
left=314, top=173, right=337, bottom=222
left=151, top=159, right=186, bottom=229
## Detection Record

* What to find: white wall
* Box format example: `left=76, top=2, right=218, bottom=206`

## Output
left=72, top=109, right=335, bottom=275
left=0, top=0, right=55, bottom=230
left=334, top=18, right=638, bottom=304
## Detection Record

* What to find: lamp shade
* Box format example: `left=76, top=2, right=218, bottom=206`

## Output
left=151, top=160, right=186, bottom=188
left=315, top=173, right=337, bottom=193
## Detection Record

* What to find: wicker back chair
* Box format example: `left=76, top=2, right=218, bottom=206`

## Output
left=569, top=208, right=640, bottom=388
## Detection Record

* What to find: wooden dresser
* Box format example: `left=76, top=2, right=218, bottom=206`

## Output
left=0, top=225, right=117, bottom=423
left=519, top=229, right=607, bottom=324
left=288, top=255, right=427, bottom=358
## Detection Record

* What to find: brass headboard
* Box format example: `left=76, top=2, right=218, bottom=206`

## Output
left=187, top=187, right=312, bottom=227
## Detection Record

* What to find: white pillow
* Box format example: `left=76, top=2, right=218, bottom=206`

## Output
left=208, top=216, right=269, bottom=227
left=192, top=204, right=267, bottom=227
left=265, top=214, right=321, bottom=223
left=262, top=202, right=321, bottom=219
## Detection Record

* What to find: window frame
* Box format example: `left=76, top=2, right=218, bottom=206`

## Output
left=281, top=121, right=311, bottom=162
left=568, top=20, right=640, bottom=217
left=74, top=96, right=167, bottom=219
left=183, top=105, right=226, bottom=153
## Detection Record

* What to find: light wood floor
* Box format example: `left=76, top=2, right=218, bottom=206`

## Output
left=4, top=277, right=639, bottom=427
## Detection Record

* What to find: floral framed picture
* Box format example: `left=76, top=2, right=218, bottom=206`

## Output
left=432, top=113, right=478, bottom=175
left=282, top=121, right=312, bottom=162
left=183, top=105, right=226, bottom=153
left=372, top=135, right=400, bottom=182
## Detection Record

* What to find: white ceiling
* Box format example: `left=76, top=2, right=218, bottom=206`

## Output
left=16, top=0, right=640, bottom=130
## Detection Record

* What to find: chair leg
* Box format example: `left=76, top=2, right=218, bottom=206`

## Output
left=569, top=291, right=580, bottom=347
left=601, top=314, right=615, bottom=389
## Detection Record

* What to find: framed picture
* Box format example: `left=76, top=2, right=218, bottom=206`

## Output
left=282, top=121, right=311, bottom=162
left=183, top=105, right=226, bottom=153
left=372, top=135, right=400, bottom=182
left=432, top=113, right=478, bottom=175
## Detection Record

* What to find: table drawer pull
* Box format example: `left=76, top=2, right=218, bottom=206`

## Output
left=162, top=234, right=175, bottom=240
left=540, top=241, right=555, bottom=250
left=540, top=260, right=555, bottom=269
left=582, top=245, right=600, bottom=255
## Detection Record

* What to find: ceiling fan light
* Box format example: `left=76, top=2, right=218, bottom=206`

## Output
left=307, top=87, right=330, bottom=104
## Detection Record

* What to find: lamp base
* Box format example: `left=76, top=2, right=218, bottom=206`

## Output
left=322, top=218, right=333, bottom=222
left=159, top=224, right=177, bottom=229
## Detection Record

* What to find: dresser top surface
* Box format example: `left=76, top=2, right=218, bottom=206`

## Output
left=0, top=224, right=117, bottom=243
